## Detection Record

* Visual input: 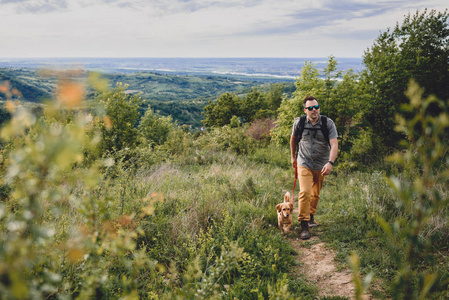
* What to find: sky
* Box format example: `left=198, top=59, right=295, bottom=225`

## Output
left=0, top=0, right=447, bottom=58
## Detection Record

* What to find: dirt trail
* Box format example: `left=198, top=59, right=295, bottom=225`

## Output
left=286, top=210, right=372, bottom=299
left=288, top=233, right=356, bottom=298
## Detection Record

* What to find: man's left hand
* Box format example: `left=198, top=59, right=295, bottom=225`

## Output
left=321, top=163, right=333, bottom=176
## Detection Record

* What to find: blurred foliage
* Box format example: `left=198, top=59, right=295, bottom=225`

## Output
left=379, top=81, right=449, bottom=299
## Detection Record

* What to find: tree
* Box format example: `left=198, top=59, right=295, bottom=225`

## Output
left=202, top=85, right=287, bottom=128
left=266, top=83, right=285, bottom=112
left=239, top=88, right=268, bottom=123
left=202, top=92, right=240, bottom=127
left=361, top=9, right=449, bottom=154
left=271, top=56, right=368, bottom=165
left=97, top=83, right=141, bottom=153
left=138, top=107, right=174, bottom=146
left=321, top=55, right=342, bottom=107
left=0, top=107, right=11, bottom=129
left=271, top=61, right=324, bottom=145
left=326, top=69, right=366, bottom=155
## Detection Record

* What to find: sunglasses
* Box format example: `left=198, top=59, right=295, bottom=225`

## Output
left=305, top=104, right=320, bottom=111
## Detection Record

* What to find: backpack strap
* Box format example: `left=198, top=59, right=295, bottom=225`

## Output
left=296, top=115, right=307, bottom=142
left=294, top=115, right=307, bottom=157
left=320, top=116, right=330, bottom=147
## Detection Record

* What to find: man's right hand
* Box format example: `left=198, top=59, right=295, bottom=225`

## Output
left=291, top=158, right=297, bottom=169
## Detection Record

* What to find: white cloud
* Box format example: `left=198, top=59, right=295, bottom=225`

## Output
left=0, top=0, right=447, bottom=57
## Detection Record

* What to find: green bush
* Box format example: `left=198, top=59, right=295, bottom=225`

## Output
left=95, top=83, right=141, bottom=153
left=139, top=107, right=175, bottom=146
left=195, top=125, right=256, bottom=155
left=248, top=143, right=290, bottom=169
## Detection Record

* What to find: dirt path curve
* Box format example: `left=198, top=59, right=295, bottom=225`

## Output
left=285, top=209, right=373, bottom=299
left=287, top=232, right=356, bottom=299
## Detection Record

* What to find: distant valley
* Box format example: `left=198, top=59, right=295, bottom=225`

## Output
left=0, top=67, right=294, bottom=127
left=0, top=57, right=362, bottom=127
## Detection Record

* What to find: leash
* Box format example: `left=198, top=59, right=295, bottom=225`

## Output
left=291, top=166, right=297, bottom=204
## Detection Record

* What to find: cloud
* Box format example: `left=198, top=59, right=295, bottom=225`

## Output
left=225, top=0, right=428, bottom=42
left=0, top=0, right=24, bottom=3
left=0, top=0, right=446, bottom=57
left=284, top=0, right=423, bottom=29
left=0, top=0, right=69, bottom=13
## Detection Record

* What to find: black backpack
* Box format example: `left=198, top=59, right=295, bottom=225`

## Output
left=295, top=115, right=330, bottom=147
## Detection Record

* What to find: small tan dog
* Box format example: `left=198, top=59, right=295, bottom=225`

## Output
left=276, top=192, right=294, bottom=233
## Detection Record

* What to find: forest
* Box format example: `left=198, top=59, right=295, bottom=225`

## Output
left=0, top=9, right=448, bottom=299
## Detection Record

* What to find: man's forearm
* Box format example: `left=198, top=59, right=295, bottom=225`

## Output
left=290, top=136, right=298, bottom=159
left=329, top=138, right=338, bottom=162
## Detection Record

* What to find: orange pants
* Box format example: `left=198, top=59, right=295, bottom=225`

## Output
left=297, top=166, right=325, bottom=221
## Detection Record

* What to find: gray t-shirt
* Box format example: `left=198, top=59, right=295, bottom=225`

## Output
left=291, top=115, right=338, bottom=171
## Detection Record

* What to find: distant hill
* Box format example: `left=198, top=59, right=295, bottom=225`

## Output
left=0, top=68, right=53, bottom=102
left=104, top=72, right=277, bottom=127
left=104, top=72, right=258, bottom=102
left=0, top=68, right=293, bottom=127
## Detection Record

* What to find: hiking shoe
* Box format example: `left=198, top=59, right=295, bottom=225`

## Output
left=309, top=214, right=318, bottom=228
left=300, top=221, right=310, bottom=240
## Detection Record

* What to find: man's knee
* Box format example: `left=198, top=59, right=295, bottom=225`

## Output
left=299, top=191, right=312, bottom=200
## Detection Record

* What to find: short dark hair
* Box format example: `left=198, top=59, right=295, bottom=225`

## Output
left=303, top=95, right=318, bottom=107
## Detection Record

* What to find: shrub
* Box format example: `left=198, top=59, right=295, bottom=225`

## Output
left=245, top=118, right=275, bottom=144
left=139, top=107, right=175, bottom=146
left=95, top=83, right=141, bottom=153
left=196, top=126, right=256, bottom=155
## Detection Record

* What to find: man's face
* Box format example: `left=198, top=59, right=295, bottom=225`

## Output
left=304, top=100, right=320, bottom=121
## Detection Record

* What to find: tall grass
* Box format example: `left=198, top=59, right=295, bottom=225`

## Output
left=86, top=148, right=321, bottom=299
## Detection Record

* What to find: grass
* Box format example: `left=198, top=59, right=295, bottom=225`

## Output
left=316, top=169, right=449, bottom=298
left=106, top=143, right=449, bottom=298
left=83, top=149, right=321, bottom=298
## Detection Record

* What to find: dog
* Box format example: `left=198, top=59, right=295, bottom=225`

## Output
left=276, top=192, right=294, bottom=233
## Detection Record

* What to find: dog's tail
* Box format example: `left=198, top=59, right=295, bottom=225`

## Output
left=284, top=192, right=291, bottom=203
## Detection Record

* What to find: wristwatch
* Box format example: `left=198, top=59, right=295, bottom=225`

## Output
left=328, top=161, right=334, bottom=165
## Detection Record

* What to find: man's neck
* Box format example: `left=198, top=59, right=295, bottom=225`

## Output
left=308, top=115, right=320, bottom=125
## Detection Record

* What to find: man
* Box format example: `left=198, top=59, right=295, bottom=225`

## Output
left=290, top=95, right=338, bottom=240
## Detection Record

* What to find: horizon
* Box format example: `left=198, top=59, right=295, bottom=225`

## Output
left=0, top=57, right=364, bottom=80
